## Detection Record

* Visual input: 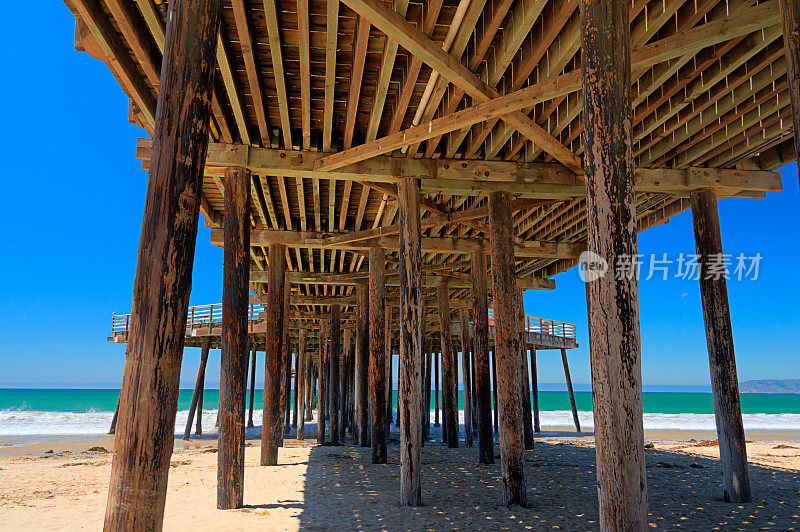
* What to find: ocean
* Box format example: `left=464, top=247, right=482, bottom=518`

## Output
left=1, top=388, right=799, bottom=442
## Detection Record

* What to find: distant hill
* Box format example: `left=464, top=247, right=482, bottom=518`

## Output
left=739, top=379, right=800, bottom=394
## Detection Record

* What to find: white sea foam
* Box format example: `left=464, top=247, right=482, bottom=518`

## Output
left=1, top=408, right=799, bottom=437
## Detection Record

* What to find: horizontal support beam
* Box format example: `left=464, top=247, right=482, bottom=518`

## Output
left=263, top=270, right=555, bottom=290
left=137, top=138, right=781, bottom=199
left=209, top=228, right=585, bottom=259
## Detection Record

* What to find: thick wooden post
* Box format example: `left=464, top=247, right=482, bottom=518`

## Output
left=385, top=309, right=393, bottom=435
left=471, top=247, right=493, bottom=463
left=690, top=188, right=751, bottom=503
left=329, top=305, right=341, bottom=445
left=424, top=348, right=432, bottom=440
left=293, top=351, right=299, bottom=429
left=103, top=0, right=222, bottom=526
left=434, top=351, right=440, bottom=427
left=108, top=400, right=119, bottom=435
left=489, top=191, right=527, bottom=507
left=305, top=349, right=314, bottom=421
left=317, top=322, right=327, bottom=444
left=437, top=283, right=459, bottom=448
left=369, top=247, right=387, bottom=463
left=248, top=344, right=257, bottom=428
left=560, top=349, right=581, bottom=432
left=297, top=329, right=307, bottom=440
left=518, top=290, right=534, bottom=450
left=530, top=349, right=540, bottom=433
left=398, top=175, right=423, bottom=506
left=281, top=280, right=292, bottom=440
left=491, top=351, right=499, bottom=434
left=780, top=0, right=800, bottom=187
left=355, top=283, right=370, bottom=446
left=459, top=305, right=473, bottom=446
left=261, top=244, right=286, bottom=466
left=341, top=329, right=351, bottom=440
left=581, top=0, right=647, bottom=526
left=217, top=166, right=250, bottom=510
left=184, top=337, right=211, bottom=440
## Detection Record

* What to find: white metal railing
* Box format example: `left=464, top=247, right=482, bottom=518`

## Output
left=111, top=303, right=266, bottom=335
left=487, top=309, right=576, bottom=340
left=112, top=304, right=577, bottom=341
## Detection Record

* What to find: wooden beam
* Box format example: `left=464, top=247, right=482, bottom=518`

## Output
left=398, top=176, right=423, bottom=505
left=136, top=138, right=782, bottom=198
left=690, top=188, right=751, bottom=502
left=581, top=0, right=647, bottom=527
left=218, top=166, right=250, bottom=509
left=213, top=228, right=585, bottom=259
left=215, top=31, right=251, bottom=144
left=261, top=244, right=286, bottom=466
left=263, top=0, right=293, bottom=149
left=103, top=0, right=221, bottom=528
left=369, top=247, right=387, bottom=463
left=336, top=0, right=581, bottom=172
left=779, top=0, right=800, bottom=187
left=231, top=0, right=270, bottom=145
left=313, top=1, right=780, bottom=170
left=322, top=0, right=340, bottom=152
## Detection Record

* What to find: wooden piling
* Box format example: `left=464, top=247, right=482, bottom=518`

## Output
left=459, top=304, right=473, bottom=446
left=103, top=0, right=222, bottom=526
left=297, top=329, right=307, bottom=440
left=261, top=243, right=286, bottom=466
left=424, top=348, right=432, bottom=440
left=317, top=321, right=327, bottom=444
left=560, top=349, right=581, bottom=432
left=779, top=0, right=800, bottom=187
left=437, top=283, right=459, bottom=448
left=248, top=344, right=257, bottom=428
left=434, top=351, right=440, bottom=427
left=329, top=305, right=341, bottom=445
left=293, top=351, right=299, bottom=429
left=581, top=0, right=647, bottom=525
left=398, top=175, right=423, bottom=506
left=489, top=190, right=527, bottom=507
left=491, top=351, right=499, bottom=434
left=108, top=400, right=119, bottom=435
left=217, top=166, right=250, bottom=509
left=530, top=349, right=540, bottom=433
left=184, top=336, right=211, bottom=440
left=471, top=246, right=493, bottom=463
left=690, top=188, right=751, bottom=503
left=305, top=350, right=314, bottom=421
left=369, top=247, right=387, bottom=463
left=281, top=279, right=292, bottom=440
left=355, top=283, right=370, bottom=446
left=386, top=309, right=393, bottom=436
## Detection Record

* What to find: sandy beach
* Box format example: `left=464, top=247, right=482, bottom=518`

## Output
left=1, top=425, right=799, bottom=531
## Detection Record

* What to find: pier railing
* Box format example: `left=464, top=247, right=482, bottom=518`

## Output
left=112, top=304, right=576, bottom=341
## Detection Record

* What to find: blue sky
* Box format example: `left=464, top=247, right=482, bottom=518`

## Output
left=1, top=3, right=798, bottom=388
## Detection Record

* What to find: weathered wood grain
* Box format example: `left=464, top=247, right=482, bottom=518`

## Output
left=581, top=0, right=648, bottom=526
left=261, top=244, right=286, bottom=466
left=690, top=188, right=751, bottom=503
left=369, top=247, right=387, bottom=463
left=472, top=246, right=493, bottom=463
left=488, top=191, right=527, bottom=507
left=103, top=0, right=222, bottom=527
left=398, top=176, right=423, bottom=505
left=437, top=283, right=459, bottom=448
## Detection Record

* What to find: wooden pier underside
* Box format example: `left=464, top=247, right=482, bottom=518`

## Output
left=67, top=0, right=785, bottom=308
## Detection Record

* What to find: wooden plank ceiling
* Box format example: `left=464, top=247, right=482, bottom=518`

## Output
left=66, top=0, right=787, bottom=311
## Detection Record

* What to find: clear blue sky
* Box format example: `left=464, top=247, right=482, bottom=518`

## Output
left=1, top=3, right=798, bottom=388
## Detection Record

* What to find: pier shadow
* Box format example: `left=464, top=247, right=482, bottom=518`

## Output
left=288, top=424, right=800, bottom=531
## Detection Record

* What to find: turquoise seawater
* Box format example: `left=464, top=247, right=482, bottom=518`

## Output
left=1, top=388, right=799, bottom=414
left=1, top=389, right=799, bottom=437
